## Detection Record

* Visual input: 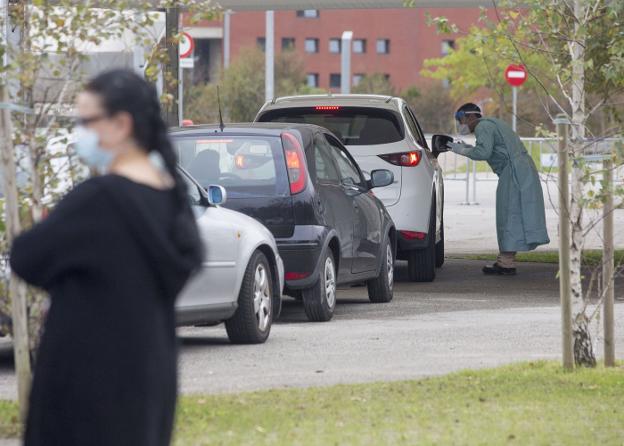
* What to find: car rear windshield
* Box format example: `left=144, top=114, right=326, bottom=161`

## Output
left=173, top=135, right=288, bottom=198
left=258, top=106, right=404, bottom=146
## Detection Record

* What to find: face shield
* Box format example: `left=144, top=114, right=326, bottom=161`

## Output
left=454, top=111, right=481, bottom=135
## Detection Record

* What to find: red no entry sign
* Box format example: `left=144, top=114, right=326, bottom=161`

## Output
left=179, top=32, right=194, bottom=59
left=505, top=64, right=528, bottom=87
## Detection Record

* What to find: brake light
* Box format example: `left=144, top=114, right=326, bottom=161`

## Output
left=285, top=272, right=311, bottom=281
left=281, top=132, right=307, bottom=195
left=400, top=230, right=426, bottom=240
left=315, top=106, right=340, bottom=111
left=197, top=139, right=233, bottom=144
left=235, top=155, right=245, bottom=168
left=378, top=151, right=422, bottom=167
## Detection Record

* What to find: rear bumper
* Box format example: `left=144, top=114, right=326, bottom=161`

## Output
left=276, top=225, right=330, bottom=290
left=396, top=232, right=428, bottom=253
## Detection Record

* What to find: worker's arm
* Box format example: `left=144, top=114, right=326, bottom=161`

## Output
left=466, top=120, right=496, bottom=161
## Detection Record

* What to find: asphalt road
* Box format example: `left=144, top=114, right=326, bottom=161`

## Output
left=175, top=258, right=624, bottom=395
left=0, top=259, right=622, bottom=402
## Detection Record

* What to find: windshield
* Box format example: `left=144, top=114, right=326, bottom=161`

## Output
left=258, top=106, right=404, bottom=146
left=172, top=135, right=289, bottom=198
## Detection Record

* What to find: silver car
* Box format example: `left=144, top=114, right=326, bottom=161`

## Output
left=256, top=94, right=447, bottom=283
left=177, top=169, right=284, bottom=344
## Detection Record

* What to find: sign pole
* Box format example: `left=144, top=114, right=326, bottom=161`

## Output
left=504, top=64, right=527, bottom=133
left=178, top=61, right=183, bottom=124
left=512, top=86, right=517, bottom=132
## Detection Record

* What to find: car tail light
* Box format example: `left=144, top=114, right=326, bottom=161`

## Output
left=315, top=106, right=340, bottom=111
left=285, top=272, right=311, bottom=280
left=281, top=132, right=307, bottom=195
left=400, top=230, right=426, bottom=240
left=378, top=151, right=422, bottom=167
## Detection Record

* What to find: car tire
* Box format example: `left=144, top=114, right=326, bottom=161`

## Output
left=408, top=194, right=437, bottom=282
left=367, top=237, right=394, bottom=303
left=302, top=250, right=337, bottom=322
left=435, top=214, right=445, bottom=268
left=225, top=250, right=273, bottom=344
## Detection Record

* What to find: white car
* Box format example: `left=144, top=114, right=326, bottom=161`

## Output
left=256, top=94, right=448, bottom=282
left=178, top=168, right=284, bottom=344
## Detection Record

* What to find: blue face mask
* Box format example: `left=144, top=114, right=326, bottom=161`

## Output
left=74, top=126, right=114, bottom=172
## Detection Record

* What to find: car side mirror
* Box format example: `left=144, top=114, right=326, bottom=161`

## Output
left=432, top=134, right=453, bottom=158
left=368, top=169, right=394, bottom=189
left=207, top=185, right=227, bottom=206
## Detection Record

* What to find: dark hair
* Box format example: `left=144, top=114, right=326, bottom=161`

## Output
left=456, top=102, right=482, bottom=117
left=85, top=69, right=202, bottom=267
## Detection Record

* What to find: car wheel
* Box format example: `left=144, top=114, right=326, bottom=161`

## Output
left=435, top=213, right=445, bottom=268
left=225, top=250, right=273, bottom=344
left=302, top=250, right=336, bottom=322
left=367, top=237, right=394, bottom=303
left=408, top=193, right=437, bottom=282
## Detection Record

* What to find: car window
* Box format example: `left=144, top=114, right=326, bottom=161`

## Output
left=324, top=134, right=364, bottom=188
left=405, top=106, right=429, bottom=149
left=313, top=134, right=340, bottom=184
left=180, top=170, right=202, bottom=205
left=258, top=106, right=404, bottom=146
left=172, top=135, right=289, bottom=198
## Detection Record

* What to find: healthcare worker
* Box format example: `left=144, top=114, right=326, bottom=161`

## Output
left=448, top=103, right=550, bottom=275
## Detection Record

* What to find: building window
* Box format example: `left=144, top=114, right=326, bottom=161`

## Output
left=329, top=73, right=341, bottom=89
left=296, top=9, right=319, bottom=18
left=329, top=38, right=341, bottom=54
left=282, top=37, right=295, bottom=51
left=307, top=73, right=319, bottom=88
left=376, top=39, right=390, bottom=54
left=353, top=39, right=367, bottom=54
left=442, top=40, right=455, bottom=56
left=305, top=38, right=319, bottom=54
left=353, top=74, right=365, bottom=86
left=257, top=37, right=266, bottom=52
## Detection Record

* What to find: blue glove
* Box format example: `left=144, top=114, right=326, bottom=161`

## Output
left=447, top=142, right=474, bottom=156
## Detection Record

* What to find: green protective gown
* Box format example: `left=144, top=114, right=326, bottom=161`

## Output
left=466, top=117, right=550, bottom=252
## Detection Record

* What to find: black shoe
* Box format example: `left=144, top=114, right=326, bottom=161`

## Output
left=482, top=263, right=517, bottom=276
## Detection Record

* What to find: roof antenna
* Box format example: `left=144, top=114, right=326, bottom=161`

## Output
left=217, top=85, right=225, bottom=132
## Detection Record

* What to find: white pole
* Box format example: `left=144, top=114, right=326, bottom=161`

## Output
left=512, top=86, right=517, bottom=132
left=461, top=157, right=470, bottom=205
left=178, top=62, right=183, bottom=123
left=223, top=10, right=231, bottom=69
left=341, top=31, right=353, bottom=94
left=471, top=159, right=478, bottom=205
left=265, top=10, right=274, bottom=102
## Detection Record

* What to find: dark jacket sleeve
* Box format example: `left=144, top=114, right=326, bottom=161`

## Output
left=9, top=179, right=105, bottom=290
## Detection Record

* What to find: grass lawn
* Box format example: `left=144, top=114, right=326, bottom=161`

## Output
left=455, top=249, right=624, bottom=266
left=3, top=361, right=623, bottom=445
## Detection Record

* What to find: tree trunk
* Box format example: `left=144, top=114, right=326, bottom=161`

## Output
left=569, top=0, right=595, bottom=367
left=0, top=84, right=32, bottom=421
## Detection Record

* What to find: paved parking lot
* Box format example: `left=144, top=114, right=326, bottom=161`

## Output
left=0, top=260, right=621, bottom=401
left=173, top=259, right=623, bottom=395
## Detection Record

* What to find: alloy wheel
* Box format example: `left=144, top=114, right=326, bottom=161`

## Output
left=253, top=264, right=271, bottom=332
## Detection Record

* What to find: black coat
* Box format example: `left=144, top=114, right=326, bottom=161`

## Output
left=10, top=175, right=201, bottom=446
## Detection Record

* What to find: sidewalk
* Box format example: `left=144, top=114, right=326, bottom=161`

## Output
left=443, top=174, right=624, bottom=254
